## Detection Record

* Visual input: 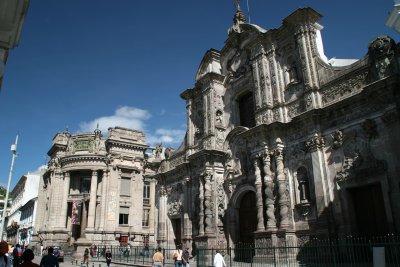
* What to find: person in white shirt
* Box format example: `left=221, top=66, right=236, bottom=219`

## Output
left=213, top=250, right=226, bottom=267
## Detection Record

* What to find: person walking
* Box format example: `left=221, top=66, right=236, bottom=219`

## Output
left=213, top=250, right=226, bottom=267
left=152, top=247, right=163, bottom=267
left=39, top=247, right=59, bottom=267
left=20, top=249, right=38, bottom=267
left=105, top=249, right=112, bottom=267
left=0, top=241, right=9, bottom=267
left=83, top=248, right=90, bottom=267
left=172, top=245, right=182, bottom=267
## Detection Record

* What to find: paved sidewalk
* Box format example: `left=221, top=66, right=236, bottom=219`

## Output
left=32, top=256, right=147, bottom=267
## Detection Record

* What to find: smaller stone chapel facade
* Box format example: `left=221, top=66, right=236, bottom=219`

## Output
left=34, top=127, right=156, bottom=252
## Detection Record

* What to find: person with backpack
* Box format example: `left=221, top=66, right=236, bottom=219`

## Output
left=182, top=248, right=190, bottom=267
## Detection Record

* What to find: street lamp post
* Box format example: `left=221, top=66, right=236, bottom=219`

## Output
left=0, top=135, right=18, bottom=240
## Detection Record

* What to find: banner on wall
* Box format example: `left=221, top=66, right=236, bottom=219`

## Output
left=71, top=200, right=82, bottom=225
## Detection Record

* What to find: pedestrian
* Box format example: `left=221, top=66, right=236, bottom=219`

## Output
left=39, top=247, right=59, bottom=267
left=83, top=248, right=90, bottom=267
left=20, top=249, right=38, bottom=267
left=152, top=247, right=163, bottom=267
left=0, top=240, right=9, bottom=267
left=13, top=244, right=21, bottom=267
left=105, top=249, right=112, bottom=267
left=172, top=245, right=182, bottom=267
left=182, top=248, right=190, bottom=267
left=213, top=250, right=226, bottom=267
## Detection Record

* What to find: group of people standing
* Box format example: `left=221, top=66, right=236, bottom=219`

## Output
left=153, top=245, right=226, bottom=267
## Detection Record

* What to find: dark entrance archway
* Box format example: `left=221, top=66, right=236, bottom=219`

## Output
left=236, top=190, right=257, bottom=262
left=350, top=183, right=389, bottom=236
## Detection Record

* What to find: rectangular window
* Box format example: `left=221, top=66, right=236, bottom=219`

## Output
left=119, top=206, right=129, bottom=225
left=120, top=177, right=131, bottom=196
left=142, top=208, right=150, bottom=227
left=81, top=177, right=91, bottom=193
left=143, top=181, right=150, bottom=205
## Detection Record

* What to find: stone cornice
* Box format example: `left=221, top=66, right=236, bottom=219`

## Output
left=106, top=139, right=149, bottom=151
left=60, top=154, right=107, bottom=164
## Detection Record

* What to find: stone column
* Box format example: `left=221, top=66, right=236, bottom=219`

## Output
left=100, top=169, right=108, bottom=230
left=87, top=170, right=98, bottom=229
left=198, top=177, right=205, bottom=236
left=204, top=172, right=213, bottom=234
left=157, top=186, right=167, bottom=242
left=262, top=151, right=277, bottom=230
left=149, top=178, right=156, bottom=234
left=81, top=201, right=88, bottom=235
left=60, top=171, right=70, bottom=229
left=183, top=177, right=192, bottom=239
left=253, top=157, right=265, bottom=232
left=275, top=139, right=290, bottom=229
left=305, top=133, right=329, bottom=217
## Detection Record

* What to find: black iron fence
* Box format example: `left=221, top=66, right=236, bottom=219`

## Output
left=196, top=235, right=400, bottom=267
left=89, top=235, right=400, bottom=267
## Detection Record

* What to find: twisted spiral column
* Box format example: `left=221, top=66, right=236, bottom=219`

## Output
left=253, top=157, right=265, bottom=232
left=204, top=172, right=213, bottom=234
left=263, top=151, right=277, bottom=230
left=275, top=146, right=290, bottom=229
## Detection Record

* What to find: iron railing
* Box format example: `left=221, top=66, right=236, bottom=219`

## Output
left=89, top=235, right=400, bottom=267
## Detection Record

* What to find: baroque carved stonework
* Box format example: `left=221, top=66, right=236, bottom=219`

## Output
left=321, top=71, right=367, bottom=106
left=305, top=133, right=325, bottom=152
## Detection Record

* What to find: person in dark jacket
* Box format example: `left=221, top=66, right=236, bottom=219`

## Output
left=105, top=250, right=112, bottom=267
left=39, top=247, right=59, bottom=267
left=20, top=249, right=38, bottom=267
left=12, top=244, right=21, bottom=267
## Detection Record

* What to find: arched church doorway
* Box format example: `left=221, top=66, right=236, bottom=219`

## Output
left=239, top=191, right=257, bottom=243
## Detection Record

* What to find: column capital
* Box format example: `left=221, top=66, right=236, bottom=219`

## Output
left=92, top=170, right=98, bottom=176
left=305, top=132, right=325, bottom=152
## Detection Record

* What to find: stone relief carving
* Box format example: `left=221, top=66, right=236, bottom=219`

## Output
left=228, top=49, right=249, bottom=80
left=368, top=36, right=397, bottom=81
left=167, top=185, right=183, bottom=217
left=225, top=149, right=242, bottom=178
left=331, top=130, right=343, bottom=150
left=322, top=71, right=367, bottom=106
left=336, top=150, right=363, bottom=182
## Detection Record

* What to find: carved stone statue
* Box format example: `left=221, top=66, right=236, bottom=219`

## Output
left=331, top=130, right=343, bottom=149
left=155, top=144, right=163, bottom=158
left=164, top=146, right=174, bottom=159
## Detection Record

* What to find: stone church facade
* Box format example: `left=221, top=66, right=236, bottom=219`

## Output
left=154, top=6, right=400, bottom=252
left=34, top=127, right=157, bottom=252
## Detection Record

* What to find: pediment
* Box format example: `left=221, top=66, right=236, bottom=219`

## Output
left=195, top=49, right=222, bottom=81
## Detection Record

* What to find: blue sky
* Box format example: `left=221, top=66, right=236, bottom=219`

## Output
left=0, top=0, right=398, bottom=188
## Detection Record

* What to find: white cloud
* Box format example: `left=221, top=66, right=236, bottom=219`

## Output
left=147, top=128, right=185, bottom=146
left=79, top=106, right=151, bottom=133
